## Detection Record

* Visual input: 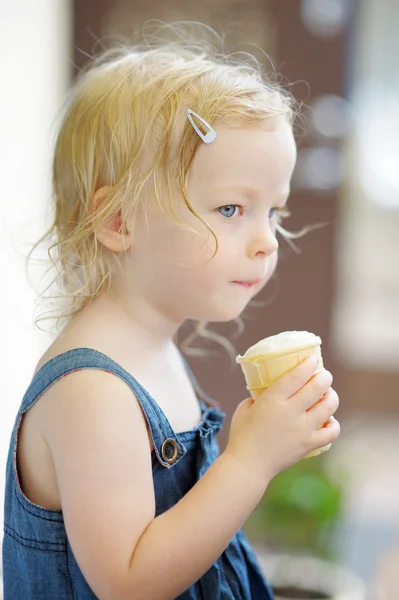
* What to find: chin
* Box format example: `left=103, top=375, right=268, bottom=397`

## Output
left=200, top=303, right=250, bottom=324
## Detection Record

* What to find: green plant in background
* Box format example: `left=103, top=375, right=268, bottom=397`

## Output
left=243, top=454, right=346, bottom=560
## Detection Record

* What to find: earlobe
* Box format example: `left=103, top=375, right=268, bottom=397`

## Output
left=91, top=186, right=133, bottom=253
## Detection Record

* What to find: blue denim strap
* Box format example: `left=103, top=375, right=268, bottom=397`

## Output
left=21, top=347, right=187, bottom=468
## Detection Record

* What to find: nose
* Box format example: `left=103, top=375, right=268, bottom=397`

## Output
left=247, top=222, right=279, bottom=259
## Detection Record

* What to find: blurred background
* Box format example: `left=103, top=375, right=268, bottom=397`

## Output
left=1, top=0, right=398, bottom=597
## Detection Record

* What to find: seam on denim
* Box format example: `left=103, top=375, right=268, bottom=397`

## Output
left=15, top=490, right=64, bottom=521
left=4, top=523, right=64, bottom=547
left=13, top=416, right=63, bottom=515
left=3, top=529, right=65, bottom=553
left=65, top=540, right=76, bottom=600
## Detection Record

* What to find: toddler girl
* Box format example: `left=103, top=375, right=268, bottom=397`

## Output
left=2, top=26, right=340, bottom=599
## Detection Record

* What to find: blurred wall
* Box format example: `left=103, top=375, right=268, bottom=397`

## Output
left=332, top=0, right=399, bottom=415
left=0, top=0, right=72, bottom=530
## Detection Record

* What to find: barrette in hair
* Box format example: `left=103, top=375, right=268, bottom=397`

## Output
left=186, top=109, right=217, bottom=144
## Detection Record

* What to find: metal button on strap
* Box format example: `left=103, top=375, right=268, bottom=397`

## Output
left=161, top=439, right=179, bottom=465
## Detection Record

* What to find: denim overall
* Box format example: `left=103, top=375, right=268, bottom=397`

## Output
left=2, top=347, right=274, bottom=599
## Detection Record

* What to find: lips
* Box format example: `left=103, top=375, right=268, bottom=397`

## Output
left=232, top=280, right=260, bottom=288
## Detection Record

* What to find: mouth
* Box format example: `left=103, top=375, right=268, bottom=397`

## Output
left=232, top=280, right=261, bottom=288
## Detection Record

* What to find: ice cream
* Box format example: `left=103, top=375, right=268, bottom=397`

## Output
left=236, top=331, right=331, bottom=458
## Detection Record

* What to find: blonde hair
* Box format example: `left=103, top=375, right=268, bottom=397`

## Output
left=26, top=22, right=301, bottom=351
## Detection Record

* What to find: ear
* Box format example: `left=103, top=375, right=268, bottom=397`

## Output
left=91, top=186, right=133, bottom=253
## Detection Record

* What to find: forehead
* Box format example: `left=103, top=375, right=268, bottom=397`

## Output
left=188, top=117, right=297, bottom=193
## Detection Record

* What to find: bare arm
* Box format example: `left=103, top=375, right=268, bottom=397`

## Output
left=43, top=371, right=266, bottom=600
left=44, top=358, right=339, bottom=600
left=127, top=451, right=266, bottom=599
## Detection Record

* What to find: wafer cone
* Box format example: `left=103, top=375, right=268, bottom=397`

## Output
left=236, top=331, right=331, bottom=459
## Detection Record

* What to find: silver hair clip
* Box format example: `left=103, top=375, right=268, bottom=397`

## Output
left=186, top=109, right=217, bottom=144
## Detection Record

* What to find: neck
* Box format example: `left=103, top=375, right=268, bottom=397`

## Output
left=92, top=288, right=182, bottom=352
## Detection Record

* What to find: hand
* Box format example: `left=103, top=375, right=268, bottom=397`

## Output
left=225, top=356, right=340, bottom=485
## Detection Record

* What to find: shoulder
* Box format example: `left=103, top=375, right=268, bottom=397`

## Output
left=31, top=311, right=155, bottom=453
left=37, top=351, right=154, bottom=449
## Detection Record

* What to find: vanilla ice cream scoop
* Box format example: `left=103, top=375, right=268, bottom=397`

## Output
left=237, top=330, right=330, bottom=459
left=242, top=331, right=322, bottom=359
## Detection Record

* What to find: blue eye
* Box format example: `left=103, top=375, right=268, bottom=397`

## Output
left=218, top=205, right=241, bottom=218
left=269, top=208, right=277, bottom=219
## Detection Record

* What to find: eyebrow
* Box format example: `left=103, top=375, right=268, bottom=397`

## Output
left=214, top=185, right=290, bottom=205
left=214, top=186, right=255, bottom=196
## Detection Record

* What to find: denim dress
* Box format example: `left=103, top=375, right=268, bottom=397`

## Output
left=2, top=347, right=274, bottom=599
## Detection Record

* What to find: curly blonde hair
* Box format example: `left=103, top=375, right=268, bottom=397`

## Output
left=26, top=22, right=301, bottom=351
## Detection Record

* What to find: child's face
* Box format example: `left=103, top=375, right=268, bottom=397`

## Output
left=127, top=116, right=297, bottom=324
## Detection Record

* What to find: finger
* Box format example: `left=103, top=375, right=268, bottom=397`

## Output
left=231, top=398, right=254, bottom=427
left=312, top=416, right=341, bottom=447
left=266, top=355, right=319, bottom=399
left=293, top=369, right=334, bottom=411
left=307, top=388, right=339, bottom=429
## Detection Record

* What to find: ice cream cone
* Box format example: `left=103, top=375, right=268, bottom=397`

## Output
left=236, top=331, right=331, bottom=459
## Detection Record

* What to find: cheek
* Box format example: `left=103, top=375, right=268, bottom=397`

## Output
left=134, top=199, right=213, bottom=262
left=268, top=251, right=279, bottom=275
left=170, top=230, right=217, bottom=267
left=251, top=251, right=279, bottom=296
